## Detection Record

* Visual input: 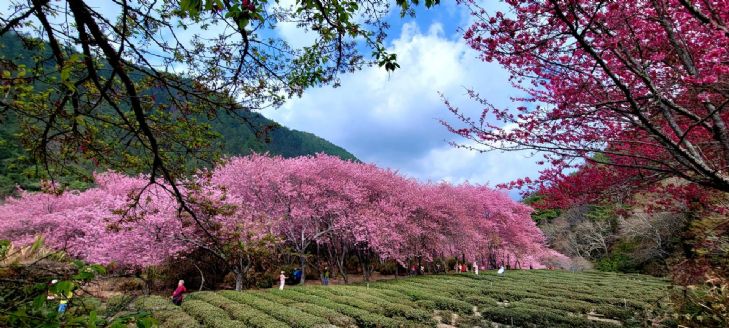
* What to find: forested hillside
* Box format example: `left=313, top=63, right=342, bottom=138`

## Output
left=0, top=33, right=356, bottom=196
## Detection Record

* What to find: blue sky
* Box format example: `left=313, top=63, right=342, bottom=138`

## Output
left=264, top=1, right=540, bottom=192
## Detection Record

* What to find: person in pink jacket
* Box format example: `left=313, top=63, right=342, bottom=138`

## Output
left=171, top=280, right=186, bottom=305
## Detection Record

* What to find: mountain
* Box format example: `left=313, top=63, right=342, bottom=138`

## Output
left=0, top=33, right=356, bottom=196
left=209, top=110, right=355, bottom=161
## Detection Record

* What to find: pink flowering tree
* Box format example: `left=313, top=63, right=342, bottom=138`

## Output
left=0, top=173, right=187, bottom=267
left=447, top=0, right=729, bottom=199
left=1, top=153, right=561, bottom=287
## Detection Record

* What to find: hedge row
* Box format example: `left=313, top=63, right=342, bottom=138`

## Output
left=218, top=290, right=329, bottom=328
left=430, top=275, right=656, bottom=311
left=181, top=299, right=245, bottom=328
left=371, top=282, right=474, bottom=314
left=309, top=286, right=433, bottom=323
left=290, top=302, right=357, bottom=327
left=251, top=290, right=357, bottom=327
left=142, top=271, right=668, bottom=328
left=134, top=296, right=201, bottom=328
left=279, top=288, right=412, bottom=328
left=480, top=304, right=622, bottom=328
left=188, top=292, right=289, bottom=328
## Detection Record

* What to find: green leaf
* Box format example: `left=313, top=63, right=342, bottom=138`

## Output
left=87, top=311, right=98, bottom=328
left=32, top=294, right=45, bottom=309
left=60, top=65, right=72, bottom=82
left=30, top=236, right=44, bottom=254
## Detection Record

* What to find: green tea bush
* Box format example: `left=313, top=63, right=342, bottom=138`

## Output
left=481, top=304, right=621, bottom=328
left=464, top=295, right=499, bottom=308
left=219, top=290, right=329, bottom=328
left=189, top=292, right=289, bottom=328
left=291, top=302, right=356, bottom=327
left=162, top=315, right=203, bottom=328
left=281, top=288, right=408, bottom=328
left=136, top=295, right=200, bottom=327
left=308, top=287, right=432, bottom=322
left=141, top=271, right=670, bottom=327
left=181, top=300, right=243, bottom=328
left=252, top=290, right=296, bottom=305
left=374, top=283, right=473, bottom=313
left=303, top=288, right=386, bottom=313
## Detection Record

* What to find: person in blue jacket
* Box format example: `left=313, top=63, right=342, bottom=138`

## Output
left=292, top=267, right=302, bottom=284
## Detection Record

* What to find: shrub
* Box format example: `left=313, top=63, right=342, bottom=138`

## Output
left=136, top=295, right=200, bottom=327
left=162, top=315, right=203, bottom=328
left=464, top=295, right=498, bottom=308
left=377, top=260, right=400, bottom=275
left=252, top=290, right=296, bottom=305
left=219, top=290, right=329, bottom=328
left=303, top=288, right=385, bottom=313
left=279, top=288, right=407, bottom=328
left=481, top=305, right=621, bottom=328
left=181, top=299, right=242, bottom=328
left=661, top=275, right=729, bottom=328
left=312, top=287, right=432, bottom=323
left=374, top=283, right=473, bottom=313
left=114, top=277, right=146, bottom=292
left=189, top=291, right=289, bottom=328
left=342, top=287, right=431, bottom=320
left=291, top=302, right=356, bottom=327
left=569, top=257, right=594, bottom=272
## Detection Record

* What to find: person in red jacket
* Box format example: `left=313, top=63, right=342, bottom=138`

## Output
left=171, top=280, right=186, bottom=306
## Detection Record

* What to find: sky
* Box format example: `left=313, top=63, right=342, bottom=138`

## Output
left=263, top=1, right=541, bottom=193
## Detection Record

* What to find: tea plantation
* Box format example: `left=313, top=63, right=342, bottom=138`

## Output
left=136, top=270, right=670, bottom=328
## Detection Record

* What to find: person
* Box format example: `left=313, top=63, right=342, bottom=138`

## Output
left=48, top=279, right=73, bottom=314
left=461, top=263, right=467, bottom=273
left=292, top=267, right=302, bottom=284
left=171, top=280, right=186, bottom=306
left=322, top=266, right=330, bottom=286
left=497, top=265, right=505, bottom=276
left=473, top=261, right=479, bottom=275
left=279, top=271, right=287, bottom=290
left=58, top=288, right=73, bottom=314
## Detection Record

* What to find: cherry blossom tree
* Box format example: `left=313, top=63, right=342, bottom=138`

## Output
left=448, top=0, right=729, bottom=198
left=0, top=173, right=188, bottom=267
left=0, top=153, right=559, bottom=284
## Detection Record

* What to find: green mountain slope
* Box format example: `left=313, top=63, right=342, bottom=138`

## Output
left=0, top=33, right=356, bottom=196
left=210, top=110, right=355, bottom=160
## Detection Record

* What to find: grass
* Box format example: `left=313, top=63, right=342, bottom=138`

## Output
left=137, top=270, right=671, bottom=327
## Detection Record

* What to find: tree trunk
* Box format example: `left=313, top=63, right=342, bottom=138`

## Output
left=315, top=242, right=322, bottom=282
left=358, top=249, right=373, bottom=282
left=299, top=253, right=306, bottom=285
left=139, top=272, right=150, bottom=296
left=361, top=263, right=367, bottom=282
left=338, top=255, right=349, bottom=284
left=194, top=264, right=205, bottom=291
left=234, top=270, right=244, bottom=291
left=327, top=238, right=349, bottom=284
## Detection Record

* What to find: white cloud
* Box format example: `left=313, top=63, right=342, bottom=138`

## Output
left=263, top=20, right=541, bottom=192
